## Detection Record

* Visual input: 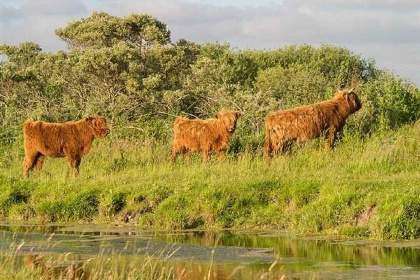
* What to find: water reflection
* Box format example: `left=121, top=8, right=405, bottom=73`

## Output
left=0, top=224, right=419, bottom=280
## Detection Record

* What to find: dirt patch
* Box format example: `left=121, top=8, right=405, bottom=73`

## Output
left=356, top=205, right=377, bottom=226
left=286, top=199, right=296, bottom=212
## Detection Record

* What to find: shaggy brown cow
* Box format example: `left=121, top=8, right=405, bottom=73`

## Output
left=171, top=110, right=242, bottom=162
left=23, top=116, right=110, bottom=178
left=264, top=89, right=361, bottom=161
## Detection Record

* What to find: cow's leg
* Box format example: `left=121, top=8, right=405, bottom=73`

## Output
left=23, top=152, right=39, bottom=178
left=264, top=127, right=273, bottom=164
left=202, top=149, right=209, bottom=163
left=171, top=145, right=182, bottom=162
left=325, top=135, right=335, bottom=150
left=324, top=126, right=338, bottom=150
left=68, top=156, right=81, bottom=177
left=183, top=150, right=192, bottom=163
left=34, top=154, right=45, bottom=175
left=217, top=150, right=226, bottom=163
left=264, top=138, right=272, bottom=164
left=280, top=140, right=293, bottom=156
left=65, top=150, right=81, bottom=177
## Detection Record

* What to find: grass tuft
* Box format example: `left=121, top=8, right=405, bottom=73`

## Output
left=0, top=123, right=419, bottom=240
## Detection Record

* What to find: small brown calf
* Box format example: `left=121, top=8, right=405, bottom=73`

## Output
left=171, top=111, right=242, bottom=162
left=23, top=116, right=110, bottom=178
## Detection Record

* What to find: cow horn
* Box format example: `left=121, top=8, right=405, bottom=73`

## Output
left=349, top=88, right=354, bottom=92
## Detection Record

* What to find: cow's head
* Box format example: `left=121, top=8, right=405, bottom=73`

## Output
left=86, top=116, right=110, bottom=137
left=334, top=88, right=362, bottom=113
left=215, top=110, right=242, bottom=133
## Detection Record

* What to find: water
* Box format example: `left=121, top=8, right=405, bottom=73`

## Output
left=1, top=223, right=419, bottom=279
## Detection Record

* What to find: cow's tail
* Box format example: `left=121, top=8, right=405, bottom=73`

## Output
left=23, top=120, right=33, bottom=134
left=172, top=117, right=185, bottom=143
left=174, top=116, right=184, bottom=126
left=264, top=122, right=272, bottom=164
left=173, top=117, right=186, bottom=133
left=171, top=117, right=186, bottom=161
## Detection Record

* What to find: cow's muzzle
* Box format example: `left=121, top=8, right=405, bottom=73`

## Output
left=228, top=127, right=235, bottom=133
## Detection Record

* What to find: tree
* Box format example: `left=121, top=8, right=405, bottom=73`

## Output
left=255, top=64, right=329, bottom=108
left=55, top=12, right=171, bottom=51
left=0, top=12, right=418, bottom=146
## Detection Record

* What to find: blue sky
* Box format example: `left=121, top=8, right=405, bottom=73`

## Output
left=1, top=0, right=419, bottom=84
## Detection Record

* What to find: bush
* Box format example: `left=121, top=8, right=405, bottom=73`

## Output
left=1, top=14, right=418, bottom=147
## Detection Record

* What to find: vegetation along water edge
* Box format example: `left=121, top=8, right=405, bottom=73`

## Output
left=0, top=12, right=419, bottom=240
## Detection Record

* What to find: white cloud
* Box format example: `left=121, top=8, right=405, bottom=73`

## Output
left=1, top=0, right=419, bottom=84
left=107, top=0, right=419, bottom=84
left=20, top=0, right=88, bottom=16
left=297, top=0, right=420, bottom=13
left=1, top=0, right=89, bottom=51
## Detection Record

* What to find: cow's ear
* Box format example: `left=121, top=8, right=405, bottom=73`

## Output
left=215, top=113, right=221, bottom=119
left=344, top=92, right=352, bottom=105
left=86, top=117, right=97, bottom=128
left=333, top=87, right=341, bottom=96
left=348, top=92, right=358, bottom=107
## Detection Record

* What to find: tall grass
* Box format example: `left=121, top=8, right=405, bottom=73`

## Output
left=0, top=123, right=419, bottom=240
left=0, top=238, right=288, bottom=280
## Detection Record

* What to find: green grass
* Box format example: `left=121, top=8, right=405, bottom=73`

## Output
left=0, top=123, right=419, bottom=240
left=0, top=239, right=288, bottom=280
left=0, top=251, right=191, bottom=280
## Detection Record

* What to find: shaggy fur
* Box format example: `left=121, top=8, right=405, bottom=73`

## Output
left=264, top=89, right=361, bottom=161
left=23, top=116, right=110, bottom=178
left=171, top=111, right=242, bottom=162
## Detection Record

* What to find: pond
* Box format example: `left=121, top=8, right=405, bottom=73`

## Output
left=1, top=223, right=419, bottom=279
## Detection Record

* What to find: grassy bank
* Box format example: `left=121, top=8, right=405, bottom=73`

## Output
left=0, top=123, right=419, bottom=240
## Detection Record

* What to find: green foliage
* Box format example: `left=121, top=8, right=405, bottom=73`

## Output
left=0, top=124, right=418, bottom=239
left=99, top=191, right=127, bottom=217
left=0, top=179, right=36, bottom=217
left=381, top=198, right=420, bottom=240
left=255, top=64, right=329, bottom=107
left=55, top=12, right=171, bottom=49
left=69, top=189, right=100, bottom=220
left=1, top=12, right=418, bottom=146
left=355, top=73, right=420, bottom=133
left=0, top=12, right=419, bottom=240
left=339, top=226, right=370, bottom=238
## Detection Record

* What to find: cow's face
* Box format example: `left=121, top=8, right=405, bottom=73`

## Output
left=87, top=116, right=110, bottom=137
left=346, top=91, right=362, bottom=113
left=216, top=111, right=242, bottom=133
left=334, top=89, right=362, bottom=113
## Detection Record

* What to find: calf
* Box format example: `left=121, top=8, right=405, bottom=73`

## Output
left=172, top=111, right=242, bottom=162
left=23, top=116, right=109, bottom=178
left=265, top=89, right=361, bottom=162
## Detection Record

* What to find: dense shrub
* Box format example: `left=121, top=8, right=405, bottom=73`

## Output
left=0, top=12, right=419, bottom=148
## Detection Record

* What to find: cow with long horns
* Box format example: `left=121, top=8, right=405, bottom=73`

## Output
left=264, top=89, right=361, bottom=162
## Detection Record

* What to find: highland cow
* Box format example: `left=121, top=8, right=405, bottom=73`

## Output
left=171, top=111, right=242, bottom=162
left=264, top=89, right=361, bottom=161
left=23, top=116, right=110, bottom=178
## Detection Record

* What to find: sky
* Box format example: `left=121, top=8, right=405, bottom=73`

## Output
left=1, top=0, right=419, bottom=85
